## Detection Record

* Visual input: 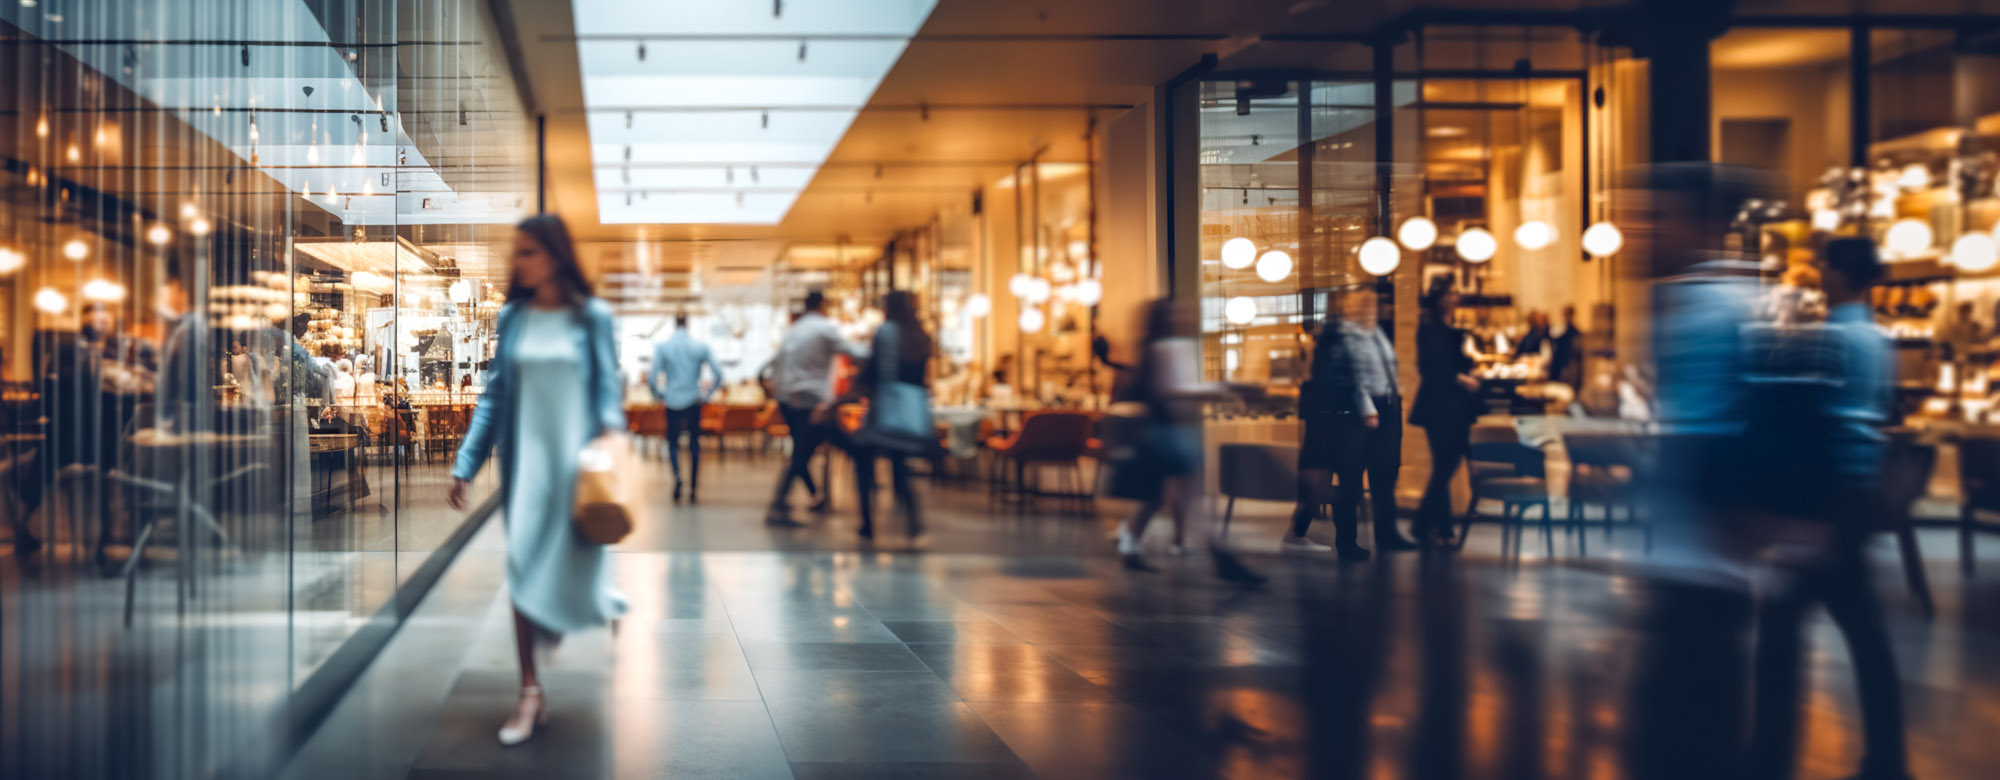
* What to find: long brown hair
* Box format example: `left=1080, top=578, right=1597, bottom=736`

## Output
left=507, top=214, right=594, bottom=309
left=881, top=290, right=932, bottom=359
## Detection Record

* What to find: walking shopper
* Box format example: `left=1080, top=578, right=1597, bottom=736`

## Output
left=1114, top=298, right=1267, bottom=583
left=447, top=214, right=628, bottom=747
left=1408, top=276, right=1481, bottom=545
left=1289, top=286, right=1416, bottom=559
left=1287, top=298, right=1367, bottom=559
left=833, top=290, right=935, bottom=542
left=650, top=312, right=721, bottom=503
left=766, top=291, right=866, bottom=526
left=1745, top=238, right=1911, bottom=780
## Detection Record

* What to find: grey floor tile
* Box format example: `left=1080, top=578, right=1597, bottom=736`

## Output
left=882, top=619, right=1022, bottom=644
left=763, top=699, right=1018, bottom=765
left=741, top=641, right=928, bottom=672
left=787, top=761, right=1035, bottom=779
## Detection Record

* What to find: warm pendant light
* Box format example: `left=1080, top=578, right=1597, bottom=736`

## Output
left=1952, top=232, right=1998, bottom=273
left=1358, top=237, right=1400, bottom=276
left=1255, top=250, right=1293, bottom=283
left=964, top=293, right=991, bottom=318
left=1885, top=218, right=1933, bottom=259
left=1018, top=307, right=1046, bottom=333
left=1456, top=228, right=1497, bottom=263
left=1581, top=221, right=1624, bottom=258
left=1008, top=273, right=1034, bottom=299
left=1397, top=216, right=1438, bottom=251
left=33, top=287, right=68, bottom=314
left=1073, top=279, right=1103, bottom=306
left=1224, top=296, right=1257, bottom=325
left=1514, top=220, right=1556, bottom=251
left=1220, top=237, right=1257, bottom=269
left=62, top=239, right=89, bottom=261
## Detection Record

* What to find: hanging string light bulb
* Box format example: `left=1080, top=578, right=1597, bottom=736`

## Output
left=1397, top=216, right=1438, bottom=251
left=1581, top=221, right=1624, bottom=258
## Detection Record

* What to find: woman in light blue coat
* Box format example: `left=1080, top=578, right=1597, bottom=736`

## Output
left=448, top=214, right=628, bottom=746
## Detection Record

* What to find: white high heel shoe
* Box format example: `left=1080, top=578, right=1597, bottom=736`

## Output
left=496, top=685, right=547, bottom=747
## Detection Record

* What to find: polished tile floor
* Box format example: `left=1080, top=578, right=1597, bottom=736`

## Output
left=279, top=451, right=2000, bottom=780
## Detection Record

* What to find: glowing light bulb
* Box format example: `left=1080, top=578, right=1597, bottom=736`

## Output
left=35, top=114, right=48, bottom=138
left=1224, top=296, right=1258, bottom=325
left=1009, top=273, right=1034, bottom=298
left=1397, top=216, right=1438, bottom=251
left=147, top=224, right=172, bottom=246
left=1457, top=228, right=1497, bottom=263
left=190, top=217, right=212, bottom=236
left=1899, top=163, right=1931, bottom=191
left=1220, top=237, right=1257, bottom=269
left=1885, top=218, right=1933, bottom=259
left=62, top=239, right=88, bottom=261
left=1953, top=232, right=1998, bottom=273
left=1358, top=237, right=1400, bottom=276
left=1514, top=220, right=1556, bottom=251
left=1024, top=277, right=1052, bottom=305
left=1018, top=307, right=1045, bottom=333
left=306, top=144, right=319, bottom=164
left=1255, top=250, right=1293, bottom=283
left=33, top=287, right=67, bottom=314
left=1073, top=279, right=1103, bottom=306
left=964, top=293, right=991, bottom=318
left=1811, top=209, right=1841, bottom=232
left=1581, top=221, right=1624, bottom=258
left=66, top=144, right=80, bottom=162
left=180, top=202, right=197, bottom=219
left=0, top=248, right=23, bottom=275
left=81, top=278, right=126, bottom=302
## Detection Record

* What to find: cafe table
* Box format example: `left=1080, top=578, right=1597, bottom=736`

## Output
left=115, top=428, right=271, bottom=626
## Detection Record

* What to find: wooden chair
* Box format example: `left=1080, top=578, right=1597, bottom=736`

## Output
left=1955, top=434, right=2000, bottom=576
left=1883, top=430, right=1937, bottom=616
left=1463, top=430, right=1553, bottom=556
left=1217, top=443, right=1301, bottom=539
left=1562, top=430, right=1652, bottom=554
left=986, top=411, right=1094, bottom=508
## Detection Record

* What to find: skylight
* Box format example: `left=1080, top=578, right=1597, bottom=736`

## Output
left=571, top=0, right=938, bottom=224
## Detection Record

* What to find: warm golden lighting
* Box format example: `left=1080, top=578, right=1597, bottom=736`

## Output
left=147, top=224, right=172, bottom=246
left=1224, top=296, right=1257, bottom=325
left=82, top=278, right=127, bottom=302
left=1398, top=216, right=1438, bottom=251
left=190, top=217, right=213, bottom=237
left=66, top=143, right=80, bottom=162
left=62, top=239, right=88, bottom=261
left=1220, top=237, right=1257, bottom=269
left=1581, top=221, right=1624, bottom=258
left=35, top=114, right=48, bottom=138
left=33, top=287, right=68, bottom=314
left=1018, top=307, right=1045, bottom=333
left=0, top=247, right=23, bottom=275
left=1358, top=237, right=1400, bottom=276
left=1457, top=227, right=1497, bottom=262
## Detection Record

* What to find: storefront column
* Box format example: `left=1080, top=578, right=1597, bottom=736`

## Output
left=1626, top=0, right=1731, bottom=163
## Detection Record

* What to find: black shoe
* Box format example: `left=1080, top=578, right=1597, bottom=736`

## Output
left=1336, top=544, right=1373, bottom=562
left=1122, top=553, right=1158, bottom=572
left=1373, top=534, right=1420, bottom=552
left=808, top=497, right=833, bottom=514
left=765, top=512, right=805, bottom=528
left=672, top=481, right=684, bottom=503
left=857, top=526, right=875, bottom=542
left=1211, top=552, right=1268, bottom=586
left=687, top=490, right=699, bottom=505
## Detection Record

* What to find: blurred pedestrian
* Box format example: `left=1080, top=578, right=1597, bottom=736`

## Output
left=1113, top=298, right=1267, bottom=583
left=650, top=312, right=721, bottom=504
left=1746, top=237, right=1910, bottom=780
left=1550, top=304, right=1584, bottom=390
left=448, top=214, right=628, bottom=747
left=1409, top=276, right=1481, bottom=545
left=765, top=291, right=866, bottom=526
left=1289, top=286, right=1413, bottom=559
left=834, top=290, right=935, bottom=542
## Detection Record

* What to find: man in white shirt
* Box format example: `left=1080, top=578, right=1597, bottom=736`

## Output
left=766, top=291, right=866, bottom=526
left=650, top=313, right=722, bottom=503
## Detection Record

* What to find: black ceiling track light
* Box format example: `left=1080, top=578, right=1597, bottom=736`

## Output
left=240, top=44, right=249, bottom=67
left=637, top=41, right=646, bottom=61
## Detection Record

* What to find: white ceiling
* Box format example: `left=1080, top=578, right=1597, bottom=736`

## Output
left=570, top=0, right=939, bottom=224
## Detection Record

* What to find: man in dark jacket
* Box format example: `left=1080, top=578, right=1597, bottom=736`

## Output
left=1287, top=296, right=1371, bottom=561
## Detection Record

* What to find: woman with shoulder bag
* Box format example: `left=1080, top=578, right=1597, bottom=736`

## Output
left=828, top=290, right=935, bottom=542
left=447, top=214, right=629, bottom=746
left=1114, top=298, right=1268, bottom=583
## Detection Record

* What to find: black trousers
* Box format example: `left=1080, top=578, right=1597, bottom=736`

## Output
left=665, top=404, right=703, bottom=488
left=1749, top=521, right=1908, bottom=779
left=851, top=443, right=922, bottom=536
left=769, top=402, right=824, bottom=509
left=1292, top=396, right=1403, bottom=547
left=1415, top=421, right=1471, bottom=536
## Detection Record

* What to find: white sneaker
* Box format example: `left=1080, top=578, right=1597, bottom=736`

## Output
left=1116, top=530, right=1140, bottom=556
left=1281, top=536, right=1333, bottom=554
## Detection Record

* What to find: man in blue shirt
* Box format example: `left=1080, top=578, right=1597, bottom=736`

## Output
left=1748, top=237, right=1909, bottom=780
left=650, top=313, right=722, bottom=503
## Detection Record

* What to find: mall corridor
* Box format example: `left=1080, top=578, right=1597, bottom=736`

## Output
left=272, top=460, right=2000, bottom=780
left=12, top=0, right=2000, bottom=778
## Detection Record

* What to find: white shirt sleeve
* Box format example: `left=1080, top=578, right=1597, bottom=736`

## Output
left=1150, top=338, right=1228, bottom=401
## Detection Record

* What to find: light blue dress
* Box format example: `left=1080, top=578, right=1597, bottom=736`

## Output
left=506, top=309, right=627, bottom=634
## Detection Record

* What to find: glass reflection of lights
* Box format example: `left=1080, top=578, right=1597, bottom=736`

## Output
left=1358, top=237, right=1400, bottom=276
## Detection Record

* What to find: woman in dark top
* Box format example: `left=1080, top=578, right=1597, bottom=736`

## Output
left=1408, top=276, right=1481, bottom=543
left=838, top=290, right=933, bottom=541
